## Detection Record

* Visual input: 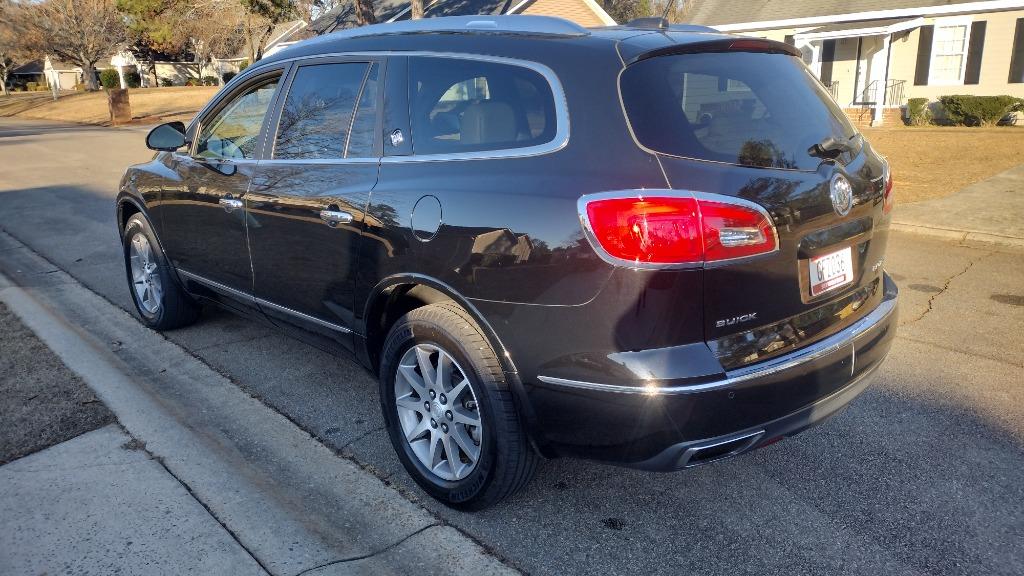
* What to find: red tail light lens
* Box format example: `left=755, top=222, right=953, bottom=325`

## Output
left=582, top=195, right=776, bottom=266
left=883, top=165, right=895, bottom=214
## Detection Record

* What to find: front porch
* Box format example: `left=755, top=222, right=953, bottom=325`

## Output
left=793, top=17, right=924, bottom=126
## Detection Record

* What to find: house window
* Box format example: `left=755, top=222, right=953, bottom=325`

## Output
left=929, top=18, right=972, bottom=84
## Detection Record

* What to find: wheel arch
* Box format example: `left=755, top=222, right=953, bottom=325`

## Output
left=361, top=273, right=550, bottom=455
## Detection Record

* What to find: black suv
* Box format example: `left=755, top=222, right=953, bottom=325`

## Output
left=118, top=15, right=898, bottom=509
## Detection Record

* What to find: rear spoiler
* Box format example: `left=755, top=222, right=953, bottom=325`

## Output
left=629, top=37, right=801, bottom=65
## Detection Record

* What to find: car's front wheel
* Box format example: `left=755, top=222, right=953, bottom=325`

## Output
left=379, top=301, right=538, bottom=509
left=122, top=213, right=199, bottom=330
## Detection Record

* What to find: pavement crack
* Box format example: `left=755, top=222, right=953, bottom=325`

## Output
left=144, top=443, right=274, bottom=576
left=290, top=523, right=439, bottom=576
left=903, top=252, right=992, bottom=325
left=336, top=426, right=385, bottom=452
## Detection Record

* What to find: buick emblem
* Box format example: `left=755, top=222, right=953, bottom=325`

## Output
left=830, top=173, right=853, bottom=217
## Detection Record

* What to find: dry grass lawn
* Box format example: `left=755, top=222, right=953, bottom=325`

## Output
left=861, top=126, right=1024, bottom=204
left=0, top=86, right=219, bottom=125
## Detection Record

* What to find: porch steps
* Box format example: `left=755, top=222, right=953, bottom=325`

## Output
left=843, top=107, right=905, bottom=128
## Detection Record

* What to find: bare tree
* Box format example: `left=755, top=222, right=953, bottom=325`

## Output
left=181, top=0, right=245, bottom=82
left=20, top=0, right=128, bottom=91
left=410, top=0, right=422, bottom=19
left=0, top=1, right=32, bottom=95
left=353, top=0, right=375, bottom=25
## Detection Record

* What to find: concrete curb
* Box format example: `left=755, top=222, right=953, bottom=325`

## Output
left=0, top=232, right=518, bottom=576
left=891, top=222, right=1024, bottom=249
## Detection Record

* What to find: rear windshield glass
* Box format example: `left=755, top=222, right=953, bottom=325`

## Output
left=620, top=52, right=857, bottom=170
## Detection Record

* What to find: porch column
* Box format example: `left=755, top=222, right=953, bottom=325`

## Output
left=873, top=33, right=893, bottom=126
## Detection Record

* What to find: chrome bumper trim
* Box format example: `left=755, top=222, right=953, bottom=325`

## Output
left=537, top=292, right=897, bottom=396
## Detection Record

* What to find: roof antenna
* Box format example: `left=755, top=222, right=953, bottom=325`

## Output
left=661, top=0, right=676, bottom=21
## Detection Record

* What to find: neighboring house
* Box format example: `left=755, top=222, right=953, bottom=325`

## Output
left=686, top=0, right=1024, bottom=125
left=10, top=58, right=82, bottom=90
left=308, top=0, right=614, bottom=35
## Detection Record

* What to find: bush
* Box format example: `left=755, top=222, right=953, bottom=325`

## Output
left=201, top=75, right=219, bottom=86
left=25, top=81, right=38, bottom=90
left=158, top=77, right=175, bottom=87
left=33, top=85, right=48, bottom=91
left=238, top=60, right=249, bottom=71
left=125, top=71, right=141, bottom=88
left=99, top=68, right=120, bottom=89
left=184, top=78, right=199, bottom=86
left=938, top=95, right=1020, bottom=126
left=906, top=98, right=931, bottom=126
left=222, top=71, right=237, bottom=83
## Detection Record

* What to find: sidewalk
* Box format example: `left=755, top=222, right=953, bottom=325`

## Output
left=893, top=163, right=1024, bottom=248
left=0, top=231, right=517, bottom=576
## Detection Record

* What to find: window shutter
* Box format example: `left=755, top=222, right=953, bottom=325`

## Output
left=820, top=39, right=836, bottom=85
left=964, top=21, right=986, bottom=84
left=1010, top=18, right=1024, bottom=83
left=784, top=35, right=795, bottom=46
left=914, top=25, right=934, bottom=86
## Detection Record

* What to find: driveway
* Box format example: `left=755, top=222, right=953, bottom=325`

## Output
left=1, top=118, right=1022, bottom=576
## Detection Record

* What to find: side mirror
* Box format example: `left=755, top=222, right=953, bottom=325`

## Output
left=146, top=121, right=187, bottom=152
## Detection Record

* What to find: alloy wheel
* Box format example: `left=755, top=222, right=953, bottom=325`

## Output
left=129, top=233, right=163, bottom=315
left=394, top=344, right=482, bottom=481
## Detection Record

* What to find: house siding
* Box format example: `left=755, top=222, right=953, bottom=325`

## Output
left=735, top=9, right=1024, bottom=106
left=520, top=0, right=607, bottom=27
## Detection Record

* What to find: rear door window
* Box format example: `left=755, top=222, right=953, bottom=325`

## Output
left=620, top=51, right=858, bottom=170
left=408, top=57, right=557, bottom=155
left=273, top=62, right=374, bottom=160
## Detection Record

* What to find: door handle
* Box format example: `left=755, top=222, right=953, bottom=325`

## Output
left=219, top=198, right=244, bottom=213
left=319, top=210, right=354, bottom=227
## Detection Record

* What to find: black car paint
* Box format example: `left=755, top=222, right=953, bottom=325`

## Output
left=117, top=26, right=898, bottom=468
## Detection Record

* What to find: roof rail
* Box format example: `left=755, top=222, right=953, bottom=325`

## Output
left=325, top=15, right=590, bottom=40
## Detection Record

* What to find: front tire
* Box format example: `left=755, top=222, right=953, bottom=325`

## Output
left=122, top=213, right=199, bottom=330
left=379, top=302, right=538, bottom=510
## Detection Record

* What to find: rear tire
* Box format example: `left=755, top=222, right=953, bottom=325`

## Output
left=122, top=213, right=199, bottom=330
left=379, top=301, right=538, bottom=510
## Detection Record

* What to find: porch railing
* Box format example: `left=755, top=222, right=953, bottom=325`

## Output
left=857, top=79, right=906, bottom=107
left=823, top=80, right=840, bottom=100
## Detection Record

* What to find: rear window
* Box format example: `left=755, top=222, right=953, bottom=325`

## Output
left=620, top=52, right=857, bottom=170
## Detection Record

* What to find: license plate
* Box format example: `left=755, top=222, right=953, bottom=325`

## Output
left=809, top=247, right=854, bottom=296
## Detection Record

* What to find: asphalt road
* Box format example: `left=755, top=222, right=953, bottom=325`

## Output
left=1, top=118, right=1022, bottom=576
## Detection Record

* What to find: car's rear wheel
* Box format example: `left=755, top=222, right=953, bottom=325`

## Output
left=379, top=301, right=537, bottom=509
left=123, top=213, right=199, bottom=330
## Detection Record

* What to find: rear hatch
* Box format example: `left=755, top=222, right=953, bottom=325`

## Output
left=619, top=39, right=894, bottom=369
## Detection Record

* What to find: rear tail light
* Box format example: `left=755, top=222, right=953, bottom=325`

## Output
left=882, top=164, right=895, bottom=214
left=580, top=192, right=776, bottom=267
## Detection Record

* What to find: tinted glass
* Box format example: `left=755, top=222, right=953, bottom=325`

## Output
left=346, top=63, right=379, bottom=158
left=409, top=57, right=557, bottom=155
left=196, top=78, right=279, bottom=159
left=274, top=62, right=369, bottom=160
left=620, top=52, right=858, bottom=170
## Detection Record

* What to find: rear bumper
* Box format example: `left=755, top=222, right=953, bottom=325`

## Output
left=528, top=273, right=898, bottom=469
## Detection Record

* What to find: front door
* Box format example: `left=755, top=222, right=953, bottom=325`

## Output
left=159, top=70, right=284, bottom=304
left=247, top=59, right=382, bottom=351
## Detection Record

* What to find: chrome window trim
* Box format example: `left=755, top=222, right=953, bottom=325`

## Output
left=576, top=189, right=780, bottom=271
left=536, top=291, right=895, bottom=395
left=243, top=51, right=570, bottom=163
left=177, top=269, right=354, bottom=334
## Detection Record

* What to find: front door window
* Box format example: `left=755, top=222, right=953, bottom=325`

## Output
left=196, top=79, right=280, bottom=160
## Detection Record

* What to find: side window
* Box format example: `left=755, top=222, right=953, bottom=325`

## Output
left=409, top=57, right=557, bottom=155
left=196, top=78, right=279, bottom=160
left=274, top=62, right=370, bottom=160
left=345, top=63, right=379, bottom=158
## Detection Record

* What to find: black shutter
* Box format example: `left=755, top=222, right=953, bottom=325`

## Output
left=820, top=39, right=836, bottom=85
left=1010, top=18, right=1024, bottom=83
left=964, top=21, right=986, bottom=84
left=914, top=25, right=934, bottom=86
left=784, top=34, right=795, bottom=46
